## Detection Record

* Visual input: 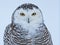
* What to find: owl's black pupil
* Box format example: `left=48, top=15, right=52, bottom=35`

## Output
left=20, top=13, right=25, bottom=16
left=32, top=13, right=36, bottom=16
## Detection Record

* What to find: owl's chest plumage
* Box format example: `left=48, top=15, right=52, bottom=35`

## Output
left=19, top=22, right=40, bottom=37
left=15, top=24, right=39, bottom=37
left=4, top=23, right=53, bottom=45
left=11, top=23, right=40, bottom=44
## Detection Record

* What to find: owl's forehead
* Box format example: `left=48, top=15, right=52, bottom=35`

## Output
left=16, top=3, right=39, bottom=10
left=15, top=3, right=40, bottom=12
left=16, top=8, right=40, bottom=13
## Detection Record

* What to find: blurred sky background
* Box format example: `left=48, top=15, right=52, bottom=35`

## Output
left=0, top=0, right=59, bottom=45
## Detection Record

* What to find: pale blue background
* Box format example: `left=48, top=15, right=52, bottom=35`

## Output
left=0, top=0, right=59, bottom=45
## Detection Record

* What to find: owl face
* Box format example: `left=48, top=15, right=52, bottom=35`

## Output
left=14, top=8, right=43, bottom=23
left=12, top=4, right=44, bottom=30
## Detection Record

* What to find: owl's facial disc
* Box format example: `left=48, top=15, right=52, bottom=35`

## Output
left=14, top=7, right=43, bottom=26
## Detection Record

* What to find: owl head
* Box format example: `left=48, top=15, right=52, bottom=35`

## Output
left=12, top=3, right=44, bottom=28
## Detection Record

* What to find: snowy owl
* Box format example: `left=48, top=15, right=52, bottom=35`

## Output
left=4, top=3, right=53, bottom=45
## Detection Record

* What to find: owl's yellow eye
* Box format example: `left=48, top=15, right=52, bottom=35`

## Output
left=32, top=12, right=36, bottom=16
left=20, top=13, right=25, bottom=16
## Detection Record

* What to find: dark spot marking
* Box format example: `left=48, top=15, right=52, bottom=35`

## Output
left=16, top=3, right=39, bottom=10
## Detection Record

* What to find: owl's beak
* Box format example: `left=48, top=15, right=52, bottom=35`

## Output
left=28, top=18, right=30, bottom=23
